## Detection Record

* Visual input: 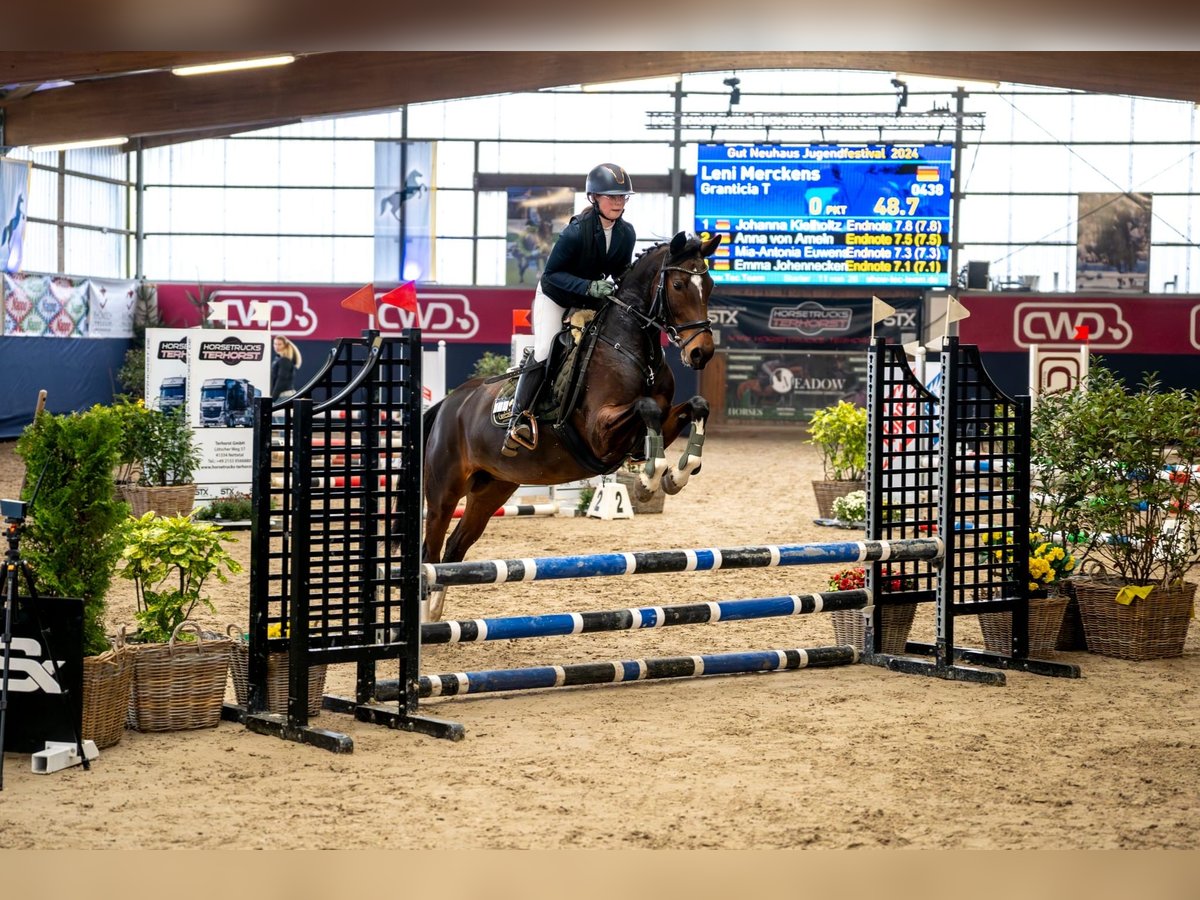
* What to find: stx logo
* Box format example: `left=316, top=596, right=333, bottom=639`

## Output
left=709, top=307, right=741, bottom=327
left=374, top=292, right=480, bottom=340
left=209, top=291, right=318, bottom=336
left=0, top=637, right=64, bottom=694
left=1014, top=302, right=1132, bottom=349
left=879, top=309, right=917, bottom=330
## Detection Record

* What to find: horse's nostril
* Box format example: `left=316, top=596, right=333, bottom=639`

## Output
left=690, top=347, right=704, bottom=367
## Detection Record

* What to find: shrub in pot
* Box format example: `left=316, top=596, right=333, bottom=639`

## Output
left=113, top=397, right=201, bottom=517
left=15, top=405, right=135, bottom=747
left=117, top=513, right=242, bottom=731
left=1032, top=363, right=1200, bottom=659
left=806, top=400, right=867, bottom=519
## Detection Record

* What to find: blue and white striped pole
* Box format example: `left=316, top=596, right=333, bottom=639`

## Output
left=374, top=645, right=859, bottom=700
left=417, top=538, right=942, bottom=587
left=419, top=590, right=869, bottom=645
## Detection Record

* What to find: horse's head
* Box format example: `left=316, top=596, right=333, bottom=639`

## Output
left=622, top=231, right=720, bottom=370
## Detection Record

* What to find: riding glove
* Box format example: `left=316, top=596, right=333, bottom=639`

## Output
left=587, top=280, right=615, bottom=299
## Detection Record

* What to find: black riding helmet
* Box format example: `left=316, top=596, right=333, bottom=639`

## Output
left=585, top=163, right=634, bottom=198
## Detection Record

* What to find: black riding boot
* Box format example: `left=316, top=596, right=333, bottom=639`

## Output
left=501, top=361, right=547, bottom=456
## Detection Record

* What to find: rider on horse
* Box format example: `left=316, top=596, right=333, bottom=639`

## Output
left=501, top=162, right=637, bottom=456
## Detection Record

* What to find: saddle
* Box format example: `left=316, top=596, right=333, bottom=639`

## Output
left=492, top=310, right=596, bottom=429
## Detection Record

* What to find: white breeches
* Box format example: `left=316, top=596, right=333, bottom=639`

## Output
left=531, top=282, right=567, bottom=363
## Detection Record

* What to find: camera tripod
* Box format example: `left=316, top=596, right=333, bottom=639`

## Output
left=0, top=497, right=89, bottom=790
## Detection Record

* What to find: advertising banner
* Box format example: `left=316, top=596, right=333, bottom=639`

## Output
left=144, top=327, right=192, bottom=414
left=185, top=329, right=271, bottom=504
left=0, top=157, right=30, bottom=273
left=1, top=596, right=83, bottom=753
left=1076, top=192, right=1152, bottom=292
left=506, top=187, right=575, bottom=286
left=374, top=141, right=435, bottom=285
left=3, top=273, right=89, bottom=336
left=86, top=277, right=139, bottom=338
left=156, top=283, right=534, bottom=345
left=725, top=349, right=867, bottom=422
left=709, top=293, right=920, bottom=350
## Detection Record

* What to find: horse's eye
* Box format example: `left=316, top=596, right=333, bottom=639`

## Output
left=672, top=280, right=684, bottom=290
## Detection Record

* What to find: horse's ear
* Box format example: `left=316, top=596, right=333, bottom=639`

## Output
left=670, top=231, right=689, bottom=256
left=701, top=233, right=723, bottom=257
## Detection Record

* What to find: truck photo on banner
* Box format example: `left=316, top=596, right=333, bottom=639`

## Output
left=185, top=329, right=271, bottom=505
left=374, top=140, right=435, bottom=285
left=1076, top=192, right=1152, bottom=292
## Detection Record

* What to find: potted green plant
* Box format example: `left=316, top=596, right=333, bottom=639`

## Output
left=15, top=404, right=136, bottom=749
left=1032, top=363, right=1200, bottom=660
left=193, top=491, right=253, bottom=525
left=118, top=512, right=242, bottom=731
left=113, top=397, right=201, bottom=517
left=830, top=489, right=866, bottom=528
left=806, top=400, right=868, bottom=519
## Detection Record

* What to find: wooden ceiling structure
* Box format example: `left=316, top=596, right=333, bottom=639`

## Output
left=1, top=51, right=1198, bottom=150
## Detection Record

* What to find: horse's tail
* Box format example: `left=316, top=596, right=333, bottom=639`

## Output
left=422, top=399, right=444, bottom=453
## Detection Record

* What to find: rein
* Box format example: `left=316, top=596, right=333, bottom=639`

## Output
left=609, top=256, right=714, bottom=355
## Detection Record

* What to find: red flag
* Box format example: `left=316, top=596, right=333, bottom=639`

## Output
left=1074, top=325, right=1090, bottom=340
left=379, top=281, right=418, bottom=312
left=512, top=308, right=531, bottom=329
left=340, top=283, right=377, bottom=316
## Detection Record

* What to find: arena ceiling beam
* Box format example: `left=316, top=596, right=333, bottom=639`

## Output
left=1, top=51, right=1198, bottom=149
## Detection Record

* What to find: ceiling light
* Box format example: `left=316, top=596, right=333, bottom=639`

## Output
left=28, top=136, right=128, bottom=153
left=172, top=55, right=296, bottom=77
left=895, top=72, right=1001, bottom=92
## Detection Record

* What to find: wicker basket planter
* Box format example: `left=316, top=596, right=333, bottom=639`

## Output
left=126, top=622, right=232, bottom=731
left=831, top=603, right=917, bottom=655
left=118, top=483, right=197, bottom=518
left=979, top=592, right=1070, bottom=657
left=1072, top=577, right=1196, bottom=661
left=228, top=628, right=327, bottom=716
left=1055, top=578, right=1089, bottom=651
left=81, top=645, right=136, bottom=749
left=812, top=480, right=865, bottom=520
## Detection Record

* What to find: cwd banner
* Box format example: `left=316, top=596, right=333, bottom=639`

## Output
left=374, top=140, right=435, bottom=285
left=184, top=329, right=271, bottom=505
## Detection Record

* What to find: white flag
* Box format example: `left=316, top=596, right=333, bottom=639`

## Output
left=248, top=299, right=271, bottom=326
left=946, top=295, right=971, bottom=324
left=871, top=295, right=897, bottom=325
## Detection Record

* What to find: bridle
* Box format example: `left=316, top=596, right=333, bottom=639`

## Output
left=609, top=252, right=714, bottom=355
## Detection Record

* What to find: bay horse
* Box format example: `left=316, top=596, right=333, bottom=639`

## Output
left=421, top=231, right=721, bottom=617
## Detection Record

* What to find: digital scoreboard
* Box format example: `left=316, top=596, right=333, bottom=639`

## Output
left=694, top=143, right=953, bottom=287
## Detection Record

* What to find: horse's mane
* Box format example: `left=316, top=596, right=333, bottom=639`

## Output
left=616, top=233, right=703, bottom=302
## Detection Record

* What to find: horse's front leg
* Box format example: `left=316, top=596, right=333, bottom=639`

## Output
left=634, top=397, right=669, bottom=498
left=660, top=396, right=709, bottom=496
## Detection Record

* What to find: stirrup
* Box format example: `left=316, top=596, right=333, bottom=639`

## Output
left=501, top=412, right=538, bottom=456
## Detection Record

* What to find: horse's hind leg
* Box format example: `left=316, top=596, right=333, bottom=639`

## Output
left=432, top=476, right=520, bottom=620
left=441, top=475, right=521, bottom=565
left=660, top=396, right=710, bottom=495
